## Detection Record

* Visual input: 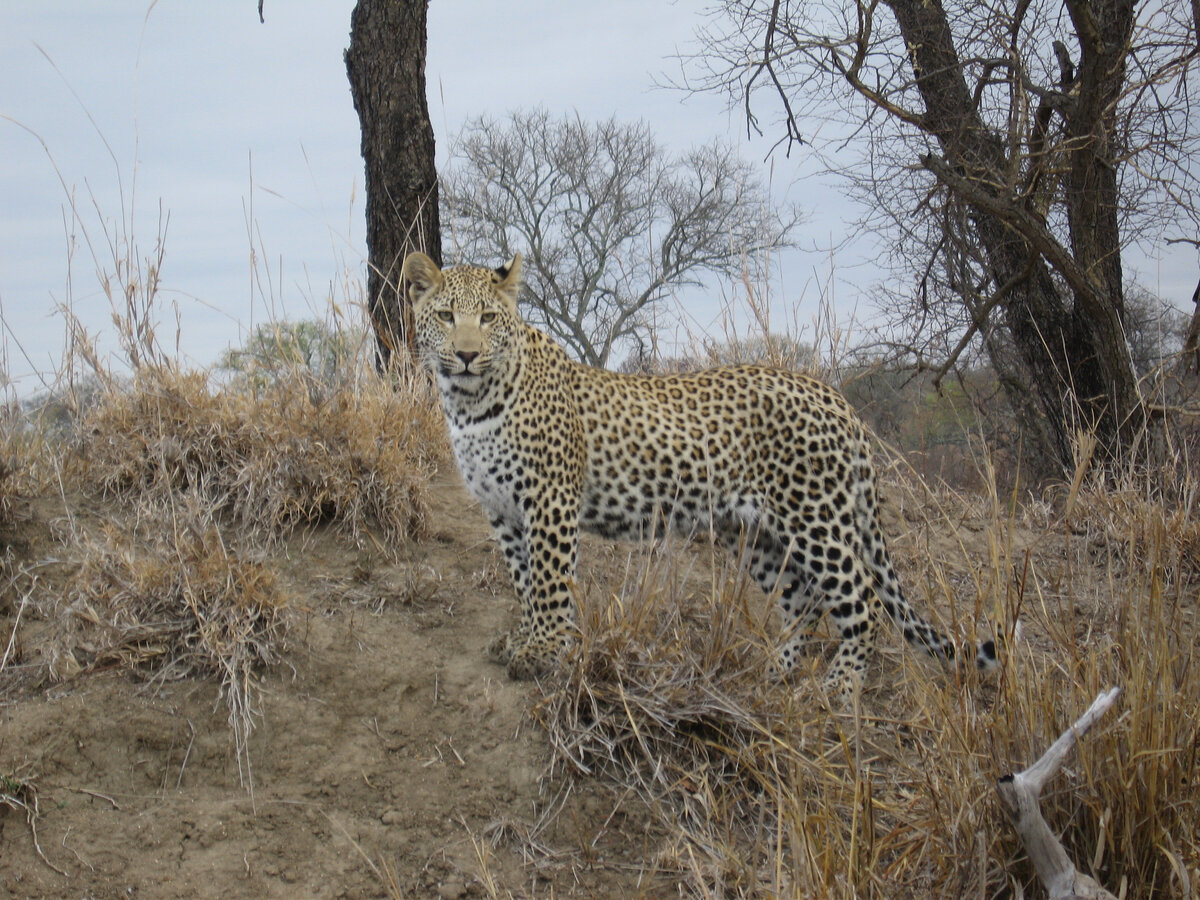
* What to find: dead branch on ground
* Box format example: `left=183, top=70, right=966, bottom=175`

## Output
left=996, top=687, right=1121, bottom=900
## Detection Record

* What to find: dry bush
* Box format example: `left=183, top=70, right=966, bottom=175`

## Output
left=0, top=408, right=46, bottom=670
left=1066, top=477, right=1200, bottom=588
left=0, top=452, right=16, bottom=614
left=72, top=364, right=446, bottom=552
left=535, top=551, right=792, bottom=890
left=0, top=400, right=54, bottom=526
left=1004, top=593, right=1198, bottom=898
left=52, top=512, right=289, bottom=786
left=535, top=549, right=787, bottom=854
left=531, top=473, right=1200, bottom=898
left=0, top=457, right=15, bottom=530
left=32, top=338, right=448, bottom=770
left=8, top=287, right=447, bottom=781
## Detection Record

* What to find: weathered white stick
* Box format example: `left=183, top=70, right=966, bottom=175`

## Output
left=996, top=687, right=1121, bottom=900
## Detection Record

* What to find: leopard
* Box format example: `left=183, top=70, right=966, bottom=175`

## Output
left=403, top=250, right=999, bottom=693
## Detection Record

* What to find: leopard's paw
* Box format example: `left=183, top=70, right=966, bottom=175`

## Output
left=505, top=640, right=561, bottom=681
left=486, top=630, right=518, bottom=665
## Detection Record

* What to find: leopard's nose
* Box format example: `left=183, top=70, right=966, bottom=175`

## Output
left=457, top=350, right=479, bottom=366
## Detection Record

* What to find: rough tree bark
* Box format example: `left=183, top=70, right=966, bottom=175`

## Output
left=345, top=0, right=441, bottom=370
left=885, top=0, right=1142, bottom=469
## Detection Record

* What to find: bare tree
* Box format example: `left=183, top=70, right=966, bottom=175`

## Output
left=680, top=0, right=1200, bottom=472
left=345, top=0, right=440, bottom=370
left=440, top=109, right=799, bottom=368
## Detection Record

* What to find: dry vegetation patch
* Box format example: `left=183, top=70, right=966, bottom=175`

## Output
left=1069, top=486, right=1200, bottom=588
left=0, top=456, right=17, bottom=529
left=73, top=365, right=445, bottom=550
left=2, top=356, right=450, bottom=791
left=526, top=480, right=1200, bottom=898
left=537, top=555, right=789, bottom=841
left=57, top=521, right=287, bottom=681
left=48, top=515, right=289, bottom=784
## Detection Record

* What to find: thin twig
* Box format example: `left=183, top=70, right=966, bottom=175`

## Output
left=2, top=783, right=70, bottom=877
left=74, top=787, right=121, bottom=810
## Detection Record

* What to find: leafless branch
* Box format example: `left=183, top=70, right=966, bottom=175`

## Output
left=931, top=261, right=1033, bottom=390
left=919, top=153, right=1104, bottom=313
left=744, top=0, right=806, bottom=152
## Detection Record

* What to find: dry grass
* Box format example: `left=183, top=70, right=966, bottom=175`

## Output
left=528, top=459, right=1200, bottom=898
left=0, top=407, right=49, bottom=670
left=0, top=770, right=66, bottom=877
left=533, top=552, right=804, bottom=895
left=50, top=509, right=289, bottom=788
left=0, top=400, right=55, bottom=528
left=70, top=363, right=445, bottom=552
left=9, top=333, right=450, bottom=783
left=0, top=241, right=449, bottom=782
left=0, top=456, right=16, bottom=529
left=1065, top=474, right=1200, bottom=589
left=0, top=349, right=450, bottom=804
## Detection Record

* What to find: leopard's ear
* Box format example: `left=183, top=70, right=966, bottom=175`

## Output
left=493, top=253, right=522, bottom=305
left=402, top=252, right=443, bottom=299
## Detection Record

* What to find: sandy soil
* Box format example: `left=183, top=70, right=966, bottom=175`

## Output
left=0, top=464, right=1146, bottom=899
left=0, top=472, right=674, bottom=899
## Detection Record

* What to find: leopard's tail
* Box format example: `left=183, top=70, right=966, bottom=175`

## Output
left=862, top=518, right=1000, bottom=672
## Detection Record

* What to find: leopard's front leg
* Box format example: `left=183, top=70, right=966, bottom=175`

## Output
left=484, top=512, right=531, bottom=666
left=500, top=484, right=581, bottom=680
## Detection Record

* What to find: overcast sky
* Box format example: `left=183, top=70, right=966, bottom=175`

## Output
left=1, top=1, right=1193, bottom=395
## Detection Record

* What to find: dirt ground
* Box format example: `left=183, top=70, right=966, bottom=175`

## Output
left=0, top=471, right=684, bottom=899
left=0, top=461, right=1166, bottom=899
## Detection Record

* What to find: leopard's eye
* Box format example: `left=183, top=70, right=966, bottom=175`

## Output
left=480, top=311, right=497, bottom=324
left=436, top=310, right=454, bottom=323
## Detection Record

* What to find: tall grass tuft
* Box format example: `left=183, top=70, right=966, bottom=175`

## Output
left=53, top=508, right=289, bottom=789
left=72, top=362, right=444, bottom=551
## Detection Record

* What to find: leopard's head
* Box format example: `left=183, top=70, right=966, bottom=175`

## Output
left=403, top=253, right=523, bottom=392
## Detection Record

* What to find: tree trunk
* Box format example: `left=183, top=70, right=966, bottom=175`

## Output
left=885, top=0, right=1143, bottom=471
left=345, top=0, right=440, bottom=370
left=1061, top=0, right=1141, bottom=452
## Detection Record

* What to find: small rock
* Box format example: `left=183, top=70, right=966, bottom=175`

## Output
left=380, top=807, right=404, bottom=825
left=437, top=880, right=466, bottom=900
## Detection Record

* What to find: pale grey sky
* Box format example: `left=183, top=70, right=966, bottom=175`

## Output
left=0, top=0, right=883, bottom=395
left=1, top=1, right=1193, bottom=394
